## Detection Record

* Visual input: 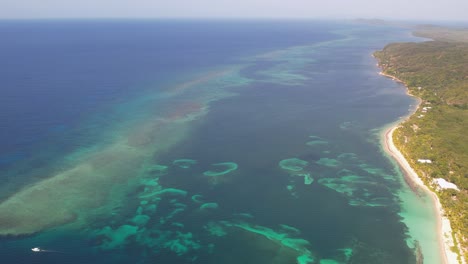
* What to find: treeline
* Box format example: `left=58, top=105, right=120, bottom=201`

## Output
left=375, top=40, right=468, bottom=261
left=376, top=41, right=468, bottom=107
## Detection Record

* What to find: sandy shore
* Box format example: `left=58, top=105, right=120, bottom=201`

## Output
left=376, top=64, right=462, bottom=263
left=382, top=121, right=459, bottom=264
left=379, top=72, right=405, bottom=84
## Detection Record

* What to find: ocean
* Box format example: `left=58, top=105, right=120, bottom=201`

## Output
left=0, top=20, right=442, bottom=264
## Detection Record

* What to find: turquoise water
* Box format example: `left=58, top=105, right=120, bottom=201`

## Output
left=0, top=20, right=441, bottom=263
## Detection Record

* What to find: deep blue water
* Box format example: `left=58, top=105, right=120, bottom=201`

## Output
left=0, top=21, right=336, bottom=152
left=0, top=20, right=340, bottom=192
left=0, top=20, right=439, bottom=264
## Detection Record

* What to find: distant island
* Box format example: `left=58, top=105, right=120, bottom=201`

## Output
left=354, top=18, right=388, bottom=25
left=375, top=25, right=468, bottom=263
left=413, top=25, right=468, bottom=43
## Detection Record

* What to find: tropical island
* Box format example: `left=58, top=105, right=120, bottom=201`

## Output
left=374, top=25, right=468, bottom=263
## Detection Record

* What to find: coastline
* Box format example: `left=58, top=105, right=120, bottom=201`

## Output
left=379, top=72, right=459, bottom=264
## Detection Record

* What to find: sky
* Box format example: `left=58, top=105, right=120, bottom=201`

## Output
left=0, top=0, right=467, bottom=21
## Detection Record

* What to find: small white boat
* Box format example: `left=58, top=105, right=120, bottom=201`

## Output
left=31, top=247, right=41, bottom=252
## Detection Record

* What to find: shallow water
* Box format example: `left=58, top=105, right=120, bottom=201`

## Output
left=0, top=20, right=441, bottom=263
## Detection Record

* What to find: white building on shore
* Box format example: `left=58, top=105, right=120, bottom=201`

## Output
left=417, top=159, right=432, bottom=163
left=433, top=178, right=460, bottom=191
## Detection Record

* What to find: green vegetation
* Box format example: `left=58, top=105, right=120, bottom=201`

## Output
left=374, top=29, right=468, bottom=261
left=414, top=25, right=468, bottom=43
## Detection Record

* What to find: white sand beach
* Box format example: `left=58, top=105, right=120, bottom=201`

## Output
left=383, top=125, right=459, bottom=264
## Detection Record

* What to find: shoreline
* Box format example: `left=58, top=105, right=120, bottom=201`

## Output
left=379, top=72, right=459, bottom=264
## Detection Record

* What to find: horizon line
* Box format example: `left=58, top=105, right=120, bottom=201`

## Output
left=0, top=17, right=467, bottom=24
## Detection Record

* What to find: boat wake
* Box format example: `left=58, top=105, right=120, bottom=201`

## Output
left=31, top=247, right=62, bottom=253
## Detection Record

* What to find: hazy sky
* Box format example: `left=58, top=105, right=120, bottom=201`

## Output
left=1, top=0, right=467, bottom=21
